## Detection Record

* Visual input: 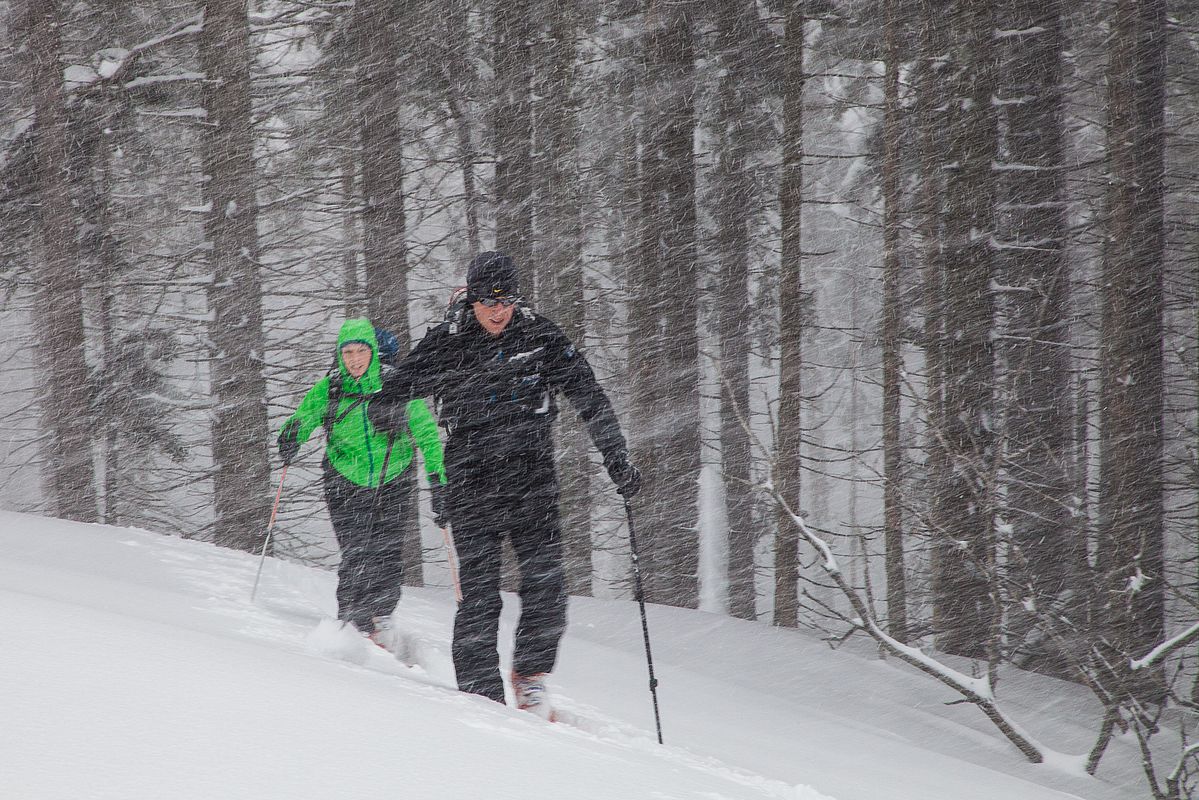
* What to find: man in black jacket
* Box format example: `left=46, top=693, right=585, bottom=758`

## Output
left=368, top=251, right=640, bottom=717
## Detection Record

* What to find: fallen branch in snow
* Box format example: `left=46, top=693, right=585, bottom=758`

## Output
left=713, top=368, right=1046, bottom=760
left=761, top=483, right=1045, bottom=763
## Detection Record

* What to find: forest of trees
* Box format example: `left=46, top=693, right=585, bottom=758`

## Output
left=2, top=0, right=1199, bottom=795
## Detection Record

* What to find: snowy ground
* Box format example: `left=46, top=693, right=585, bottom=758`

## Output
left=0, top=511, right=1148, bottom=799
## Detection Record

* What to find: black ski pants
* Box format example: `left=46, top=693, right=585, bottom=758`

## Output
left=323, top=464, right=410, bottom=634
left=447, top=452, right=568, bottom=704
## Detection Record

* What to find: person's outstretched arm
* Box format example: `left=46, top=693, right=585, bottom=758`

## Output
left=548, top=329, right=641, bottom=497
left=276, top=377, right=331, bottom=465
left=368, top=326, right=448, bottom=432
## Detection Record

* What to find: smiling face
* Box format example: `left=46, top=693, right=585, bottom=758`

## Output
left=340, top=342, right=373, bottom=378
left=472, top=299, right=516, bottom=336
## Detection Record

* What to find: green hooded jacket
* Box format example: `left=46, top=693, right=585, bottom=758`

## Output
left=280, top=318, right=446, bottom=488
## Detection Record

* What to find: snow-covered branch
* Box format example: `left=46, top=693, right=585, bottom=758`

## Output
left=1131, top=621, right=1199, bottom=671
left=762, top=481, right=1045, bottom=764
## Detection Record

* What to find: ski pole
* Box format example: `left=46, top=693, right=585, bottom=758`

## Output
left=251, top=464, right=289, bottom=603
left=365, top=432, right=398, bottom=543
left=625, top=498, right=664, bottom=745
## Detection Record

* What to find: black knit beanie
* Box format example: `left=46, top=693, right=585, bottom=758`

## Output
left=466, top=251, right=519, bottom=301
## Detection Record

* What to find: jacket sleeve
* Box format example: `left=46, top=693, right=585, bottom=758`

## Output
left=405, top=397, right=446, bottom=484
left=280, top=377, right=331, bottom=446
left=369, top=326, right=448, bottom=432
left=546, top=329, right=628, bottom=465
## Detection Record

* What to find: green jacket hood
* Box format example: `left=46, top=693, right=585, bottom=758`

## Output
left=336, top=318, right=381, bottom=395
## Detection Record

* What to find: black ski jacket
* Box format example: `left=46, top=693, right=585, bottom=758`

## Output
left=368, top=303, right=628, bottom=479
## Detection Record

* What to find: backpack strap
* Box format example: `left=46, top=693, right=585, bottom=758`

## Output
left=447, top=299, right=471, bottom=335
left=322, top=369, right=343, bottom=436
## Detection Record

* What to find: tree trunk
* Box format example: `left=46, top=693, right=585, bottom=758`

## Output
left=492, top=0, right=535, bottom=292
left=713, top=0, right=759, bottom=621
left=341, top=155, right=362, bottom=318
left=200, top=0, right=271, bottom=551
left=533, top=2, right=593, bottom=596
left=996, top=0, right=1077, bottom=677
left=649, top=0, right=700, bottom=608
left=26, top=1, right=98, bottom=523
left=628, top=0, right=701, bottom=609
left=881, top=0, right=908, bottom=642
left=916, top=0, right=949, bottom=639
left=629, top=59, right=664, bottom=605
left=931, top=0, right=999, bottom=660
left=774, top=0, right=805, bottom=629
left=354, top=0, right=421, bottom=586
left=441, top=0, right=481, bottom=259
left=1098, top=0, right=1167, bottom=697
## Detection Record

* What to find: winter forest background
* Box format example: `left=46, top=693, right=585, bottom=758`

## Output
left=1, top=0, right=1197, bottom=795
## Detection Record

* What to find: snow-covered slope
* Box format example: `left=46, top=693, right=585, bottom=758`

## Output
left=0, top=511, right=1143, bottom=799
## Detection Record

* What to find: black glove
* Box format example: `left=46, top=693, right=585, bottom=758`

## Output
left=429, top=480, right=449, bottom=528
left=277, top=419, right=301, bottom=466
left=605, top=451, right=642, bottom=498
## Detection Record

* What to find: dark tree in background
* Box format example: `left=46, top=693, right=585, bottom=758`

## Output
left=353, top=0, right=421, bottom=584
left=631, top=0, right=701, bottom=608
left=712, top=0, right=762, bottom=621
left=880, top=0, right=908, bottom=643
left=200, top=0, right=271, bottom=552
left=930, top=0, right=1000, bottom=661
left=995, top=0, right=1079, bottom=678
left=914, top=0, right=950, bottom=641
left=355, top=0, right=410, bottom=340
left=1098, top=0, right=1167, bottom=693
left=439, top=0, right=483, bottom=258
left=773, top=0, right=805, bottom=629
left=25, top=0, right=97, bottom=524
left=532, top=0, right=593, bottom=595
left=492, top=0, right=535, bottom=289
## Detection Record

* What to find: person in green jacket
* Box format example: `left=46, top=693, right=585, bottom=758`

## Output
left=276, top=318, right=447, bottom=640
